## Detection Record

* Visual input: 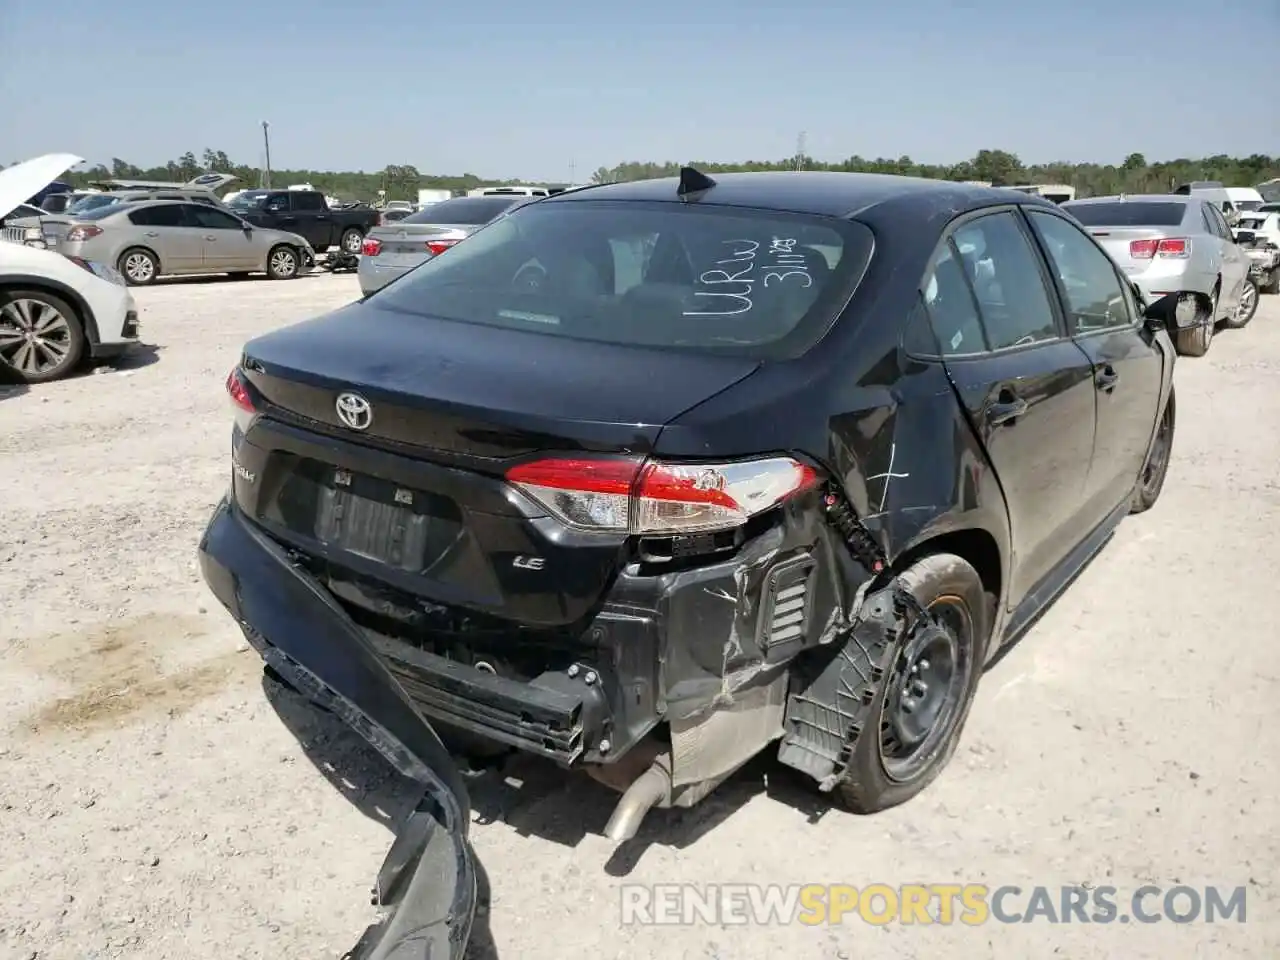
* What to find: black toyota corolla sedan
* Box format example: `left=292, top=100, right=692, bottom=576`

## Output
left=200, top=168, right=1194, bottom=951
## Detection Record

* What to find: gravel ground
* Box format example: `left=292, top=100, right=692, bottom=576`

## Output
left=2, top=273, right=1278, bottom=959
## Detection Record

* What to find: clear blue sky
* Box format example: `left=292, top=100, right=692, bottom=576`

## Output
left=3, top=0, right=1274, bottom=182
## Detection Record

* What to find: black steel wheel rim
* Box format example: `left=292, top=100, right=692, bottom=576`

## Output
left=1141, top=402, right=1173, bottom=495
left=878, top=597, right=973, bottom=783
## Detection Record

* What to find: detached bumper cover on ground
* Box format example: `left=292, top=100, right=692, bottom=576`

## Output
left=198, top=495, right=477, bottom=959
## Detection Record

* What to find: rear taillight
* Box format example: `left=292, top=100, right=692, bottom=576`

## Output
left=1129, top=237, right=1190, bottom=260
left=505, top=456, right=819, bottom=534
left=362, top=237, right=382, bottom=256
left=226, top=366, right=257, bottom=434
left=426, top=239, right=459, bottom=256
left=65, top=225, right=103, bottom=242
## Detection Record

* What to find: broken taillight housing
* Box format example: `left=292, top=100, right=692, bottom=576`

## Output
left=505, top=456, right=819, bottom=535
left=362, top=237, right=383, bottom=257
left=226, top=366, right=257, bottom=434
left=64, top=225, right=104, bottom=242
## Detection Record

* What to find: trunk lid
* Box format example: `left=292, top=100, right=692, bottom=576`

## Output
left=233, top=300, right=760, bottom=627
left=367, top=222, right=477, bottom=256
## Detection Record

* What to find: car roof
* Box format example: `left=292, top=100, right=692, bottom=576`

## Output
left=543, top=170, right=1047, bottom=219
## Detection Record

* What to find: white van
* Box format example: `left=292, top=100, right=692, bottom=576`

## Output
left=1225, top=186, right=1265, bottom=213
left=466, top=185, right=549, bottom=198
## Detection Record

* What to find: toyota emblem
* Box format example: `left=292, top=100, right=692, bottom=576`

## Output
left=335, top=392, right=373, bottom=431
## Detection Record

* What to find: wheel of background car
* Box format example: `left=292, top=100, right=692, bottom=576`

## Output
left=511, top=262, right=548, bottom=293
left=1263, top=270, right=1280, bottom=295
left=1131, top=387, right=1175, bottom=515
left=1223, top=278, right=1258, bottom=329
left=834, top=552, right=990, bottom=814
left=267, top=246, right=299, bottom=280
left=0, top=288, right=86, bottom=384
left=118, top=248, right=159, bottom=286
left=1175, top=285, right=1218, bottom=356
left=340, top=228, right=363, bottom=254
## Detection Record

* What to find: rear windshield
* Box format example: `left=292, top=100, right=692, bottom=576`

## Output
left=1064, top=201, right=1186, bottom=227
left=404, top=196, right=526, bottom=225
left=76, top=203, right=129, bottom=221
left=66, top=194, right=120, bottom=215
left=1234, top=200, right=1261, bottom=212
left=369, top=199, right=873, bottom=359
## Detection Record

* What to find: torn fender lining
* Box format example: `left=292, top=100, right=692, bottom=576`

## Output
left=775, top=583, right=912, bottom=788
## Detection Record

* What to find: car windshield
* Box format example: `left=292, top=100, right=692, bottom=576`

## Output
left=403, top=196, right=526, bottom=225
left=66, top=194, right=120, bottom=215
left=1234, top=200, right=1261, bottom=212
left=370, top=199, right=874, bottom=360
left=1064, top=201, right=1186, bottom=227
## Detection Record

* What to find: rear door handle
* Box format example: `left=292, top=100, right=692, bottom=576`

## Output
left=204, top=235, right=217, bottom=241
left=144, top=231, right=160, bottom=238
left=1095, top=365, right=1120, bottom=391
left=987, top=391, right=1028, bottom=426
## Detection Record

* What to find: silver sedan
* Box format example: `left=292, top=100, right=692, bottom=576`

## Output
left=55, top=199, right=315, bottom=286
left=357, top=195, right=530, bottom=295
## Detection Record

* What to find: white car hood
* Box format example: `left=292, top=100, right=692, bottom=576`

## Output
left=0, top=153, right=83, bottom=219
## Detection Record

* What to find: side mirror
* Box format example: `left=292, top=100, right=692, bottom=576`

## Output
left=1143, top=291, right=1212, bottom=333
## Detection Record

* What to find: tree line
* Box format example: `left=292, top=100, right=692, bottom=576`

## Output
left=10, top=148, right=1280, bottom=202
left=591, top=149, right=1280, bottom=196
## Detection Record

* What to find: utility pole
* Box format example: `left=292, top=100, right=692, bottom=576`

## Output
left=261, top=121, right=272, bottom=188
left=569, top=159, right=576, bottom=185
left=795, top=131, right=806, bottom=172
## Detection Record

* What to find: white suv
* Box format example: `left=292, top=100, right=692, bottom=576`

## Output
left=1, top=154, right=140, bottom=383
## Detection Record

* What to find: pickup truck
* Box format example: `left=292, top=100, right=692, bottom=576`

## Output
left=226, top=189, right=379, bottom=254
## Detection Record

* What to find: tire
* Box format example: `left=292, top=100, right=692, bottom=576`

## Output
left=0, top=287, right=87, bottom=384
left=1223, top=278, right=1259, bottom=329
left=339, top=227, right=364, bottom=254
left=118, top=247, right=159, bottom=286
left=1130, top=386, right=1175, bottom=514
left=266, top=245, right=300, bottom=280
left=1173, top=288, right=1215, bottom=356
left=835, top=553, right=991, bottom=814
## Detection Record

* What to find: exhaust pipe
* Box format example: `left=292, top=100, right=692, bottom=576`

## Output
left=603, top=751, right=672, bottom=843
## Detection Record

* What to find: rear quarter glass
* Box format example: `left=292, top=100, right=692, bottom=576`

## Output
left=367, top=199, right=875, bottom=361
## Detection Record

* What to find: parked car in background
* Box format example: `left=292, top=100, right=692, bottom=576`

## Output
left=1234, top=210, right=1280, bottom=294
left=1061, top=194, right=1255, bottom=351
left=7, top=187, right=233, bottom=249
left=202, top=171, right=1187, bottom=879
left=227, top=189, right=379, bottom=255
left=1, top=154, right=139, bottom=382
left=378, top=208, right=417, bottom=226
left=357, top=194, right=531, bottom=294
left=57, top=199, right=315, bottom=286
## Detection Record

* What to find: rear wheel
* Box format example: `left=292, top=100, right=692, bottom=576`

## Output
left=1174, top=289, right=1216, bottom=356
left=340, top=227, right=364, bottom=254
left=118, top=247, right=159, bottom=286
left=1223, top=278, right=1259, bottom=329
left=0, top=288, right=86, bottom=384
left=1131, top=387, right=1175, bottom=514
left=835, top=553, right=990, bottom=814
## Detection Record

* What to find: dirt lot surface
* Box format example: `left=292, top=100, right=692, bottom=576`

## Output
left=2, top=273, right=1278, bottom=959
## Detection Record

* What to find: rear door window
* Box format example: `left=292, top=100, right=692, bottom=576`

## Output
left=291, top=192, right=326, bottom=212
left=951, top=212, right=1060, bottom=350
left=128, top=204, right=186, bottom=227
left=920, top=241, right=987, bottom=356
left=370, top=199, right=874, bottom=360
